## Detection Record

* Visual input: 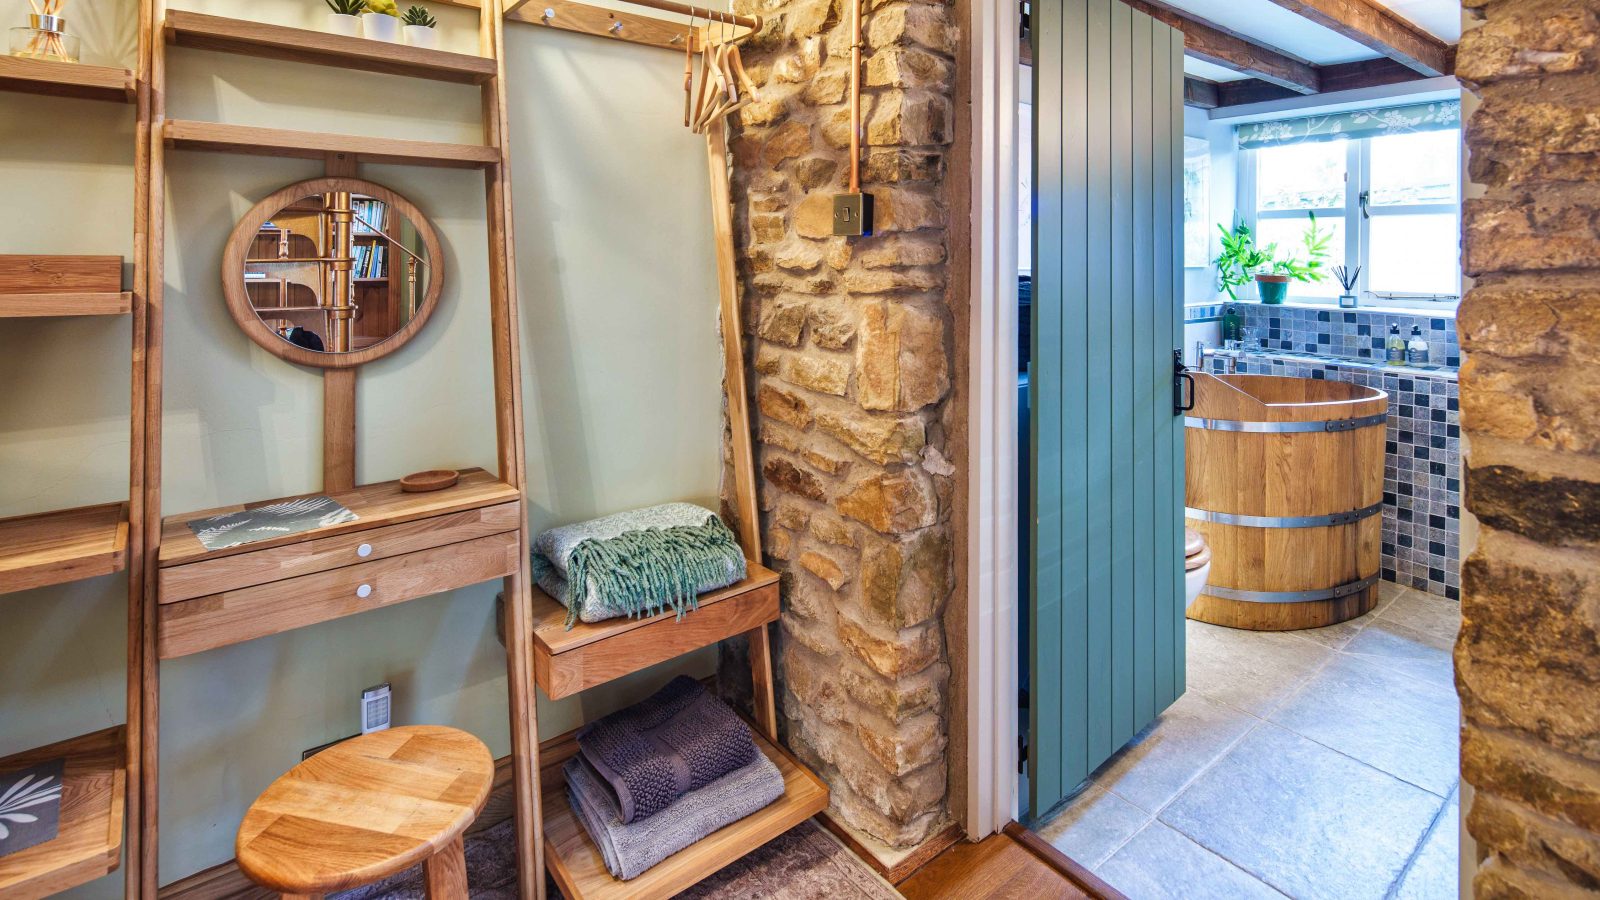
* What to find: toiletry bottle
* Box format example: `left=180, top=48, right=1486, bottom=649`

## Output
left=1386, top=324, right=1406, bottom=365
left=1222, top=305, right=1241, bottom=346
left=1406, top=325, right=1429, bottom=365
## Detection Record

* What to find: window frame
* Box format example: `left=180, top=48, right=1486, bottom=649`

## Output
left=1238, top=129, right=1462, bottom=311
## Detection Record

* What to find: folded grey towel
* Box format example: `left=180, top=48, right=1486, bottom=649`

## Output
left=577, top=676, right=757, bottom=824
left=565, top=750, right=784, bottom=881
left=530, top=503, right=747, bottom=627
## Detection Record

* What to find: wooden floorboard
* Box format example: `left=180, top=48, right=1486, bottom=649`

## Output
left=898, top=823, right=1126, bottom=900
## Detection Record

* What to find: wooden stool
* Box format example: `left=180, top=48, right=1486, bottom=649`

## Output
left=235, top=725, right=493, bottom=899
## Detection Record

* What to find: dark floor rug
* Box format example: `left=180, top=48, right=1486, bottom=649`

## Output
left=334, top=817, right=901, bottom=899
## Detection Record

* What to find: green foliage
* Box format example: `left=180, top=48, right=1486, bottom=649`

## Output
left=1213, top=220, right=1272, bottom=301
left=324, top=0, right=367, bottom=15
left=1270, top=212, right=1332, bottom=284
left=401, top=4, right=436, bottom=25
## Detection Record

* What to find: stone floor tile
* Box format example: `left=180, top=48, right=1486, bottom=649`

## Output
left=1394, top=787, right=1462, bottom=900
left=1095, top=821, right=1286, bottom=900
left=1270, top=654, right=1460, bottom=796
left=1090, top=692, right=1259, bottom=813
left=1343, top=616, right=1456, bottom=691
left=1033, top=784, right=1151, bottom=869
left=1160, top=722, right=1445, bottom=900
left=1376, top=588, right=1462, bottom=647
left=1185, top=620, right=1334, bottom=716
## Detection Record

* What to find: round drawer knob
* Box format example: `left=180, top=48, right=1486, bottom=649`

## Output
left=357, top=543, right=373, bottom=558
left=356, top=583, right=373, bottom=599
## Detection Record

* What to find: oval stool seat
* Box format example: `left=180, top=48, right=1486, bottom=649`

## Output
left=236, top=725, right=493, bottom=898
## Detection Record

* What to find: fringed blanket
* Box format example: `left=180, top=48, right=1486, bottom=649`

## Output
left=531, top=503, right=746, bottom=627
left=577, top=676, right=757, bottom=824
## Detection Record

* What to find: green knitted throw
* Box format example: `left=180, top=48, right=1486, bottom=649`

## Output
left=531, top=505, right=746, bottom=629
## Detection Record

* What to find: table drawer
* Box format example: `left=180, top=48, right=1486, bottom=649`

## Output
left=159, top=532, right=519, bottom=659
left=159, top=501, right=521, bottom=603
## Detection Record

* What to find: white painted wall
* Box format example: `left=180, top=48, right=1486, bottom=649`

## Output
left=0, top=1, right=725, bottom=892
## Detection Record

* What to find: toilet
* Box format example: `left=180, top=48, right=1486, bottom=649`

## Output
left=1184, top=527, right=1211, bottom=610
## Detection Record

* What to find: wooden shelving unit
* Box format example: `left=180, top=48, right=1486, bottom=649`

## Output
left=530, top=564, right=780, bottom=699
left=164, top=10, right=496, bottom=84
left=0, top=291, right=132, bottom=317
left=0, top=56, right=134, bottom=103
left=163, top=119, right=500, bottom=169
left=0, top=503, right=129, bottom=596
left=540, top=724, right=828, bottom=900
left=0, top=726, right=128, bottom=899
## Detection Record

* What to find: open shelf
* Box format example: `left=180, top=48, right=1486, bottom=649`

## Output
left=540, top=722, right=828, bottom=900
left=160, top=467, right=518, bottom=568
left=0, top=291, right=132, bottom=318
left=0, top=503, right=129, bottom=596
left=0, top=726, right=127, bottom=898
left=163, top=119, right=500, bottom=169
left=0, top=56, right=134, bottom=103
left=164, top=10, right=497, bottom=85
left=529, top=562, right=780, bottom=699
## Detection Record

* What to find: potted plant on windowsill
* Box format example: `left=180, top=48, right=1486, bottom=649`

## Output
left=402, top=5, right=437, bottom=49
left=1258, top=212, right=1333, bottom=304
left=1213, top=220, right=1272, bottom=302
left=324, top=0, right=365, bottom=37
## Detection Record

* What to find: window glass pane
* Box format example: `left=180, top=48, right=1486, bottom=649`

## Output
left=1256, top=216, right=1345, bottom=298
left=1368, top=213, right=1459, bottom=295
left=1256, top=142, right=1346, bottom=211
left=1369, top=130, right=1459, bottom=207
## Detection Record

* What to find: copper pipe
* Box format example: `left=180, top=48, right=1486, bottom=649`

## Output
left=848, top=0, right=861, bottom=193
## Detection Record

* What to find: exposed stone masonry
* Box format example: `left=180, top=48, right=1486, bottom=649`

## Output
left=1457, top=1, right=1600, bottom=895
left=724, top=0, right=958, bottom=847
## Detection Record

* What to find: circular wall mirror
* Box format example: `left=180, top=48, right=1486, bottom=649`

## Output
left=222, top=177, right=444, bottom=368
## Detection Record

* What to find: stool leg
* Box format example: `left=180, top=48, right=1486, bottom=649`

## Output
left=424, top=837, right=469, bottom=899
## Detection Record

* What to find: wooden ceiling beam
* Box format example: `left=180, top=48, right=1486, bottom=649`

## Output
left=1209, top=57, right=1431, bottom=109
left=1184, top=76, right=1220, bottom=110
left=1123, top=0, right=1320, bottom=94
left=1260, top=0, right=1453, bottom=77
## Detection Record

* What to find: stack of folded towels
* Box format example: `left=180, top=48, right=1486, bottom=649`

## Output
left=565, top=676, right=784, bottom=880
left=532, top=503, right=748, bottom=628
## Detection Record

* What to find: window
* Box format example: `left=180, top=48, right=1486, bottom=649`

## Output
left=1236, top=103, right=1462, bottom=307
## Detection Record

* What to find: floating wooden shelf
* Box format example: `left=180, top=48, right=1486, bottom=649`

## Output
left=0, top=503, right=129, bottom=596
left=0, top=291, right=132, bottom=317
left=540, top=722, right=828, bottom=900
left=164, top=10, right=497, bottom=85
left=0, top=726, right=127, bottom=898
left=0, top=56, right=135, bottom=103
left=529, top=562, right=780, bottom=700
left=163, top=119, right=500, bottom=169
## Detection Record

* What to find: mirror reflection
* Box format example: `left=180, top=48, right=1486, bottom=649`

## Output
left=243, top=190, right=431, bottom=354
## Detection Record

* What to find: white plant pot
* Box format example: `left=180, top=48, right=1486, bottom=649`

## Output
left=403, top=25, right=438, bottom=50
left=362, top=13, right=400, bottom=42
left=326, top=13, right=362, bottom=37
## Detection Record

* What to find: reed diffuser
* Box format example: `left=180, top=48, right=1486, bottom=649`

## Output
left=1334, top=265, right=1361, bottom=309
left=10, top=0, right=78, bottom=63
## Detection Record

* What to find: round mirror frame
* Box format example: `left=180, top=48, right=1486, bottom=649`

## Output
left=222, top=177, right=445, bottom=369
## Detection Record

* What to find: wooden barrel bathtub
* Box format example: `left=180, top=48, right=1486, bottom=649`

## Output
left=1185, top=373, right=1388, bottom=630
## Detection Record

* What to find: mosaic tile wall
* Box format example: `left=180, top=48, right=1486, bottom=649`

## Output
left=1229, top=303, right=1461, bottom=367
left=1203, top=350, right=1462, bottom=600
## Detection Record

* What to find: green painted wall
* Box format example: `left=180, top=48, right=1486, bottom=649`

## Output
left=0, top=0, right=730, bottom=891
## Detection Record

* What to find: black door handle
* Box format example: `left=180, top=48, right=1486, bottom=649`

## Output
left=1173, top=349, right=1195, bottom=414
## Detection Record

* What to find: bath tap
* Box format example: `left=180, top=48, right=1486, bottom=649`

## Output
left=1195, top=340, right=1240, bottom=374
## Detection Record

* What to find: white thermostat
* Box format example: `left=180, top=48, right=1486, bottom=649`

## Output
left=361, top=683, right=392, bottom=734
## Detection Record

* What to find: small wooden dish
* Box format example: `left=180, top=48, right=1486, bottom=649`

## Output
left=400, top=469, right=459, bottom=493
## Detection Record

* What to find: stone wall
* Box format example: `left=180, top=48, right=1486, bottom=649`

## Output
left=724, top=0, right=959, bottom=848
left=1457, top=1, right=1600, bottom=895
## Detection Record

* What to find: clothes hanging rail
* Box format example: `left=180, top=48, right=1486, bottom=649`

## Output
left=506, top=0, right=760, bottom=31
left=504, top=0, right=760, bottom=53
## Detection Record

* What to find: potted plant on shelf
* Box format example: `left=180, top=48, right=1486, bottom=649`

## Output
left=1213, top=220, right=1271, bottom=302
left=402, top=5, right=438, bottom=49
left=1258, top=212, right=1333, bottom=304
left=362, top=0, right=401, bottom=42
left=324, top=0, right=365, bottom=37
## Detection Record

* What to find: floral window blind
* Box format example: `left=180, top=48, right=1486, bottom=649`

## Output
left=1236, top=100, right=1461, bottom=148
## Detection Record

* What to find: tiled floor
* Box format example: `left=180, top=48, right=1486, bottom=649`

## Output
left=1033, top=582, right=1461, bottom=900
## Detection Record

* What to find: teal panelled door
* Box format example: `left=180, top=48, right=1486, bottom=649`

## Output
left=1029, top=0, right=1186, bottom=816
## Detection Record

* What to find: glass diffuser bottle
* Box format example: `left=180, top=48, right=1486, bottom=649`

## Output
left=10, top=14, right=79, bottom=63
